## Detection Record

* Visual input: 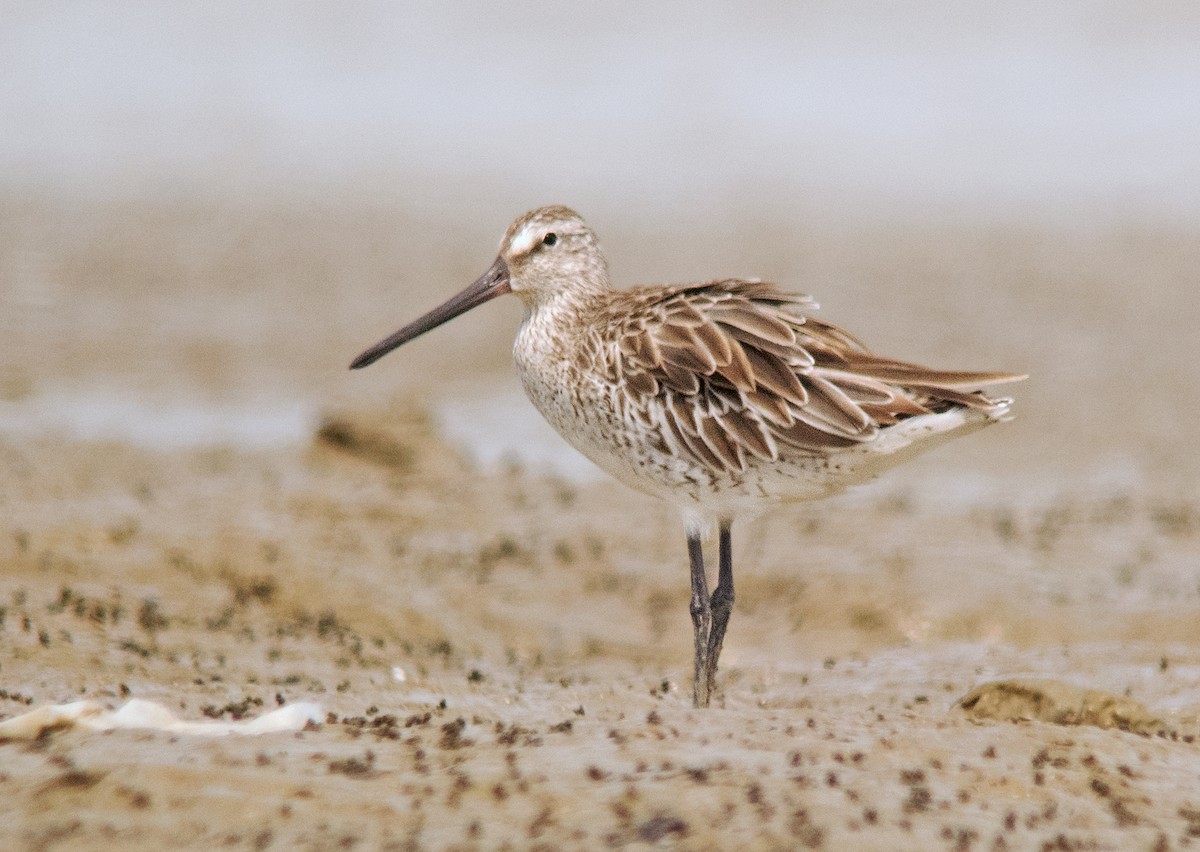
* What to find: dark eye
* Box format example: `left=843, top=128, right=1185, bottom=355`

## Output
left=542, top=232, right=558, bottom=247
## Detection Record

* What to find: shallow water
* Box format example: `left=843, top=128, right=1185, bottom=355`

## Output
left=0, top=387, right=314, bottom=449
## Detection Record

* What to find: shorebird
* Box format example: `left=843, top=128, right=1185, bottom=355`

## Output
left=351, top=206, right=1025, bottom=707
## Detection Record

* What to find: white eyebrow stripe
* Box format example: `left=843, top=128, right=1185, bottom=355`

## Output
left=508, top=223, right=539, bottom=257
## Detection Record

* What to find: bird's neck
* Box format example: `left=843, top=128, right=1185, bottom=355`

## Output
left=525, top=270, right=611, bottom=313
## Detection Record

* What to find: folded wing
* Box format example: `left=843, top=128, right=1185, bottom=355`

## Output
left=610, top=279, right=1025, bottom=474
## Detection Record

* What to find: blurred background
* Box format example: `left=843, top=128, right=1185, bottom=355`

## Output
left=2, top=0, right=1198, bottom=496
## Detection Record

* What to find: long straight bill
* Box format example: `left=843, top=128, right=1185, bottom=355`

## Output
left=350, top=257, right=510, bottom=369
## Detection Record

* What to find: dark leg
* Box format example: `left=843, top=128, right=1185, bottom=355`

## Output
left=703, top=519, right=735, bottom=701
left=687, top=531, right=711, bottom=708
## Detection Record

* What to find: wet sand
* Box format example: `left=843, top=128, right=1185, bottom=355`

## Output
left=3, top=198, right=1200, bottom=849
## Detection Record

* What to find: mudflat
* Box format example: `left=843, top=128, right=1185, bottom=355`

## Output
left=2, top=198, right=1199, bottom=849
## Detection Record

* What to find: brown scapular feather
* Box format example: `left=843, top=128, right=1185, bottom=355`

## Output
left=713, top=338, right=756, bottom=391
left=691, top=318, right=733, bottom=366
left=654, top=321, right=701, bottom=350
left=707, top=303, right=797, bottom=347
left=623, top=368, right=658, bottom=397
left=608, top=278, right=1023, bottom=473
left=720, top=323, right=814, bottom=363
left=660, top=343, right=715, bottom=374
left=742, top=346, right=808, bottom=404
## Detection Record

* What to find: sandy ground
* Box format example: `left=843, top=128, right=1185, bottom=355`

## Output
left=3, top=197, right=1200, bottom=849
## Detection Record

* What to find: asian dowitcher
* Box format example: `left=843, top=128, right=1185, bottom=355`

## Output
left=351, top=205, right=1025, bottom=708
